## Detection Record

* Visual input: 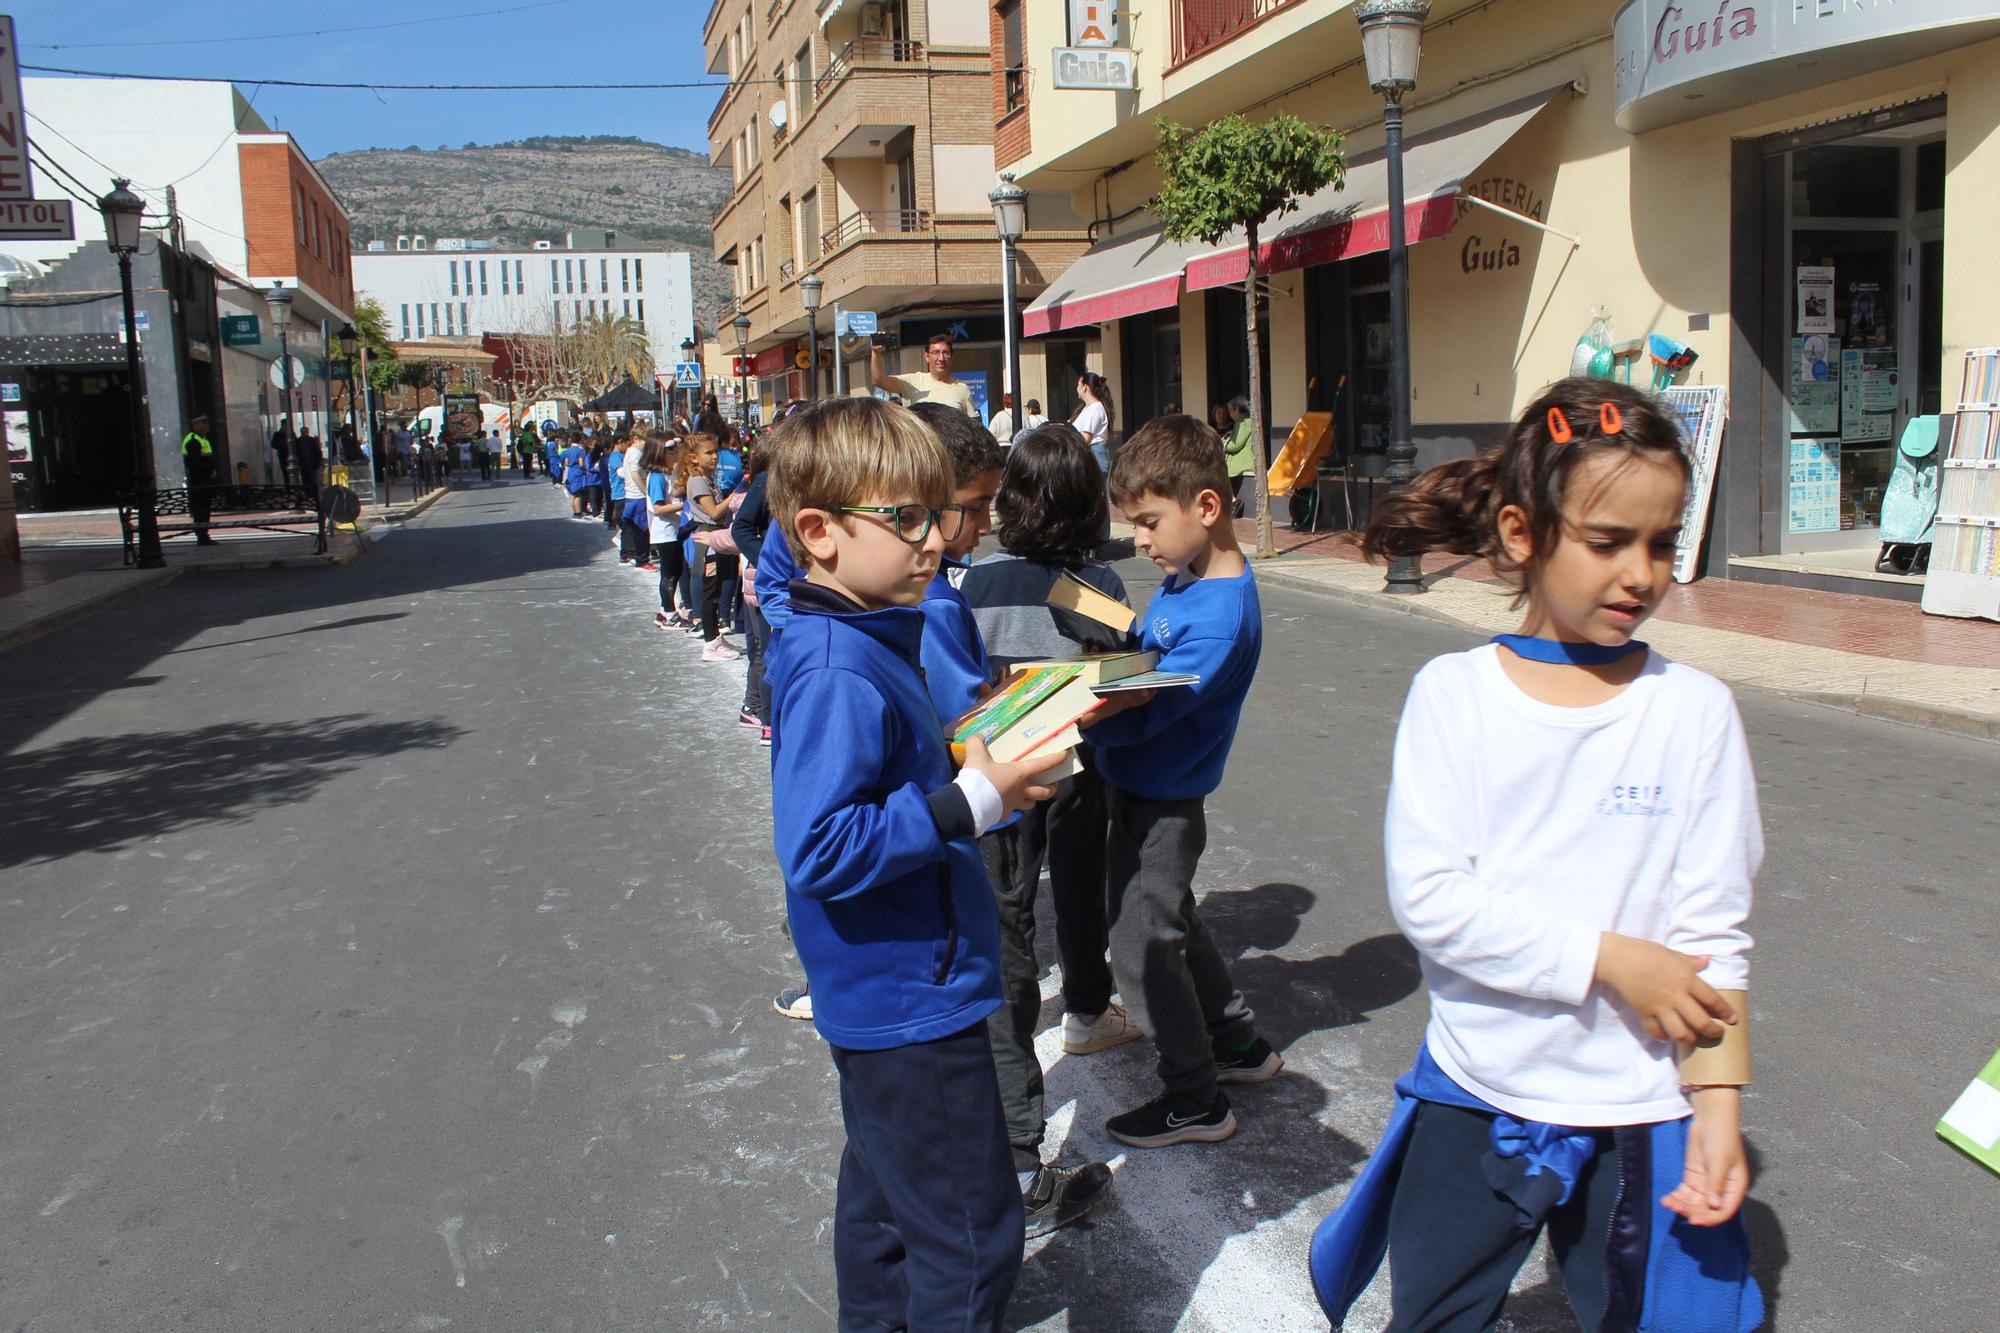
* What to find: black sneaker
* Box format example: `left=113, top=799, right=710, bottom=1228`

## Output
left=1023, top=1161, right=1114, bottom=1239
left=1105, top=1092, right=1235, bottom=1148
left=1214, top=1037, right=1283, bottom=1085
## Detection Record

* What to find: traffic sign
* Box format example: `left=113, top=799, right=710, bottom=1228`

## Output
left=674, top=361, right=702, bottom=389
left=0, top=198, right=73, bottom=240
left=732, top=356, right=753, bottom=377
left=1, top=383, right=20, bottom=403
left=220, top=315, right=260, bottom=347
left=268, top=356, right=308, bottom=389
left=842, top=310, right=878, bottom=337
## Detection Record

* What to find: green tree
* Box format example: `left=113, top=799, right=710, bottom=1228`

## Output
left=1152, top=114, right=1344, bottom=557
left=352, top=296, right=404, bottom=400
left=574, top=312, right=654, bottom=391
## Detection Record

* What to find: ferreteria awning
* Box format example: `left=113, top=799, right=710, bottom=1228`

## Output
left=1021, top=224, right=1216, bottom=337
left=1183, top=86, right=1568, bottom=292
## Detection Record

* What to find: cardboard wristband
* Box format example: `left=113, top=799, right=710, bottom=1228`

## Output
left=1676, top=989, right=1752, bottom=1086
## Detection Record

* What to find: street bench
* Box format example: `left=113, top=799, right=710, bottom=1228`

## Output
left=117, top=484, right=329, bottom=565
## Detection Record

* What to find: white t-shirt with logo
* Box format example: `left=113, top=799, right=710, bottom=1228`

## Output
left=1385, top=644, right=1759, bottom=1126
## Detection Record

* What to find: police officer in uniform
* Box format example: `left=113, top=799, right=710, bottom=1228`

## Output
left=183, top=413, right=219, bottom=545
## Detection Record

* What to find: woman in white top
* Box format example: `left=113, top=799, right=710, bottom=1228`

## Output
left=1331, top=376, right=1763, bottom=1332
left=1071, top=373, right=1114, bottom=476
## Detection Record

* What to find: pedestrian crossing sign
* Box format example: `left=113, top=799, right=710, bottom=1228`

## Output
left=674, top=362, right=702, bottom=389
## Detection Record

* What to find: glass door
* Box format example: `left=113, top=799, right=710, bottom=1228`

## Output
left=1781, top=121, right=1944, bottom=551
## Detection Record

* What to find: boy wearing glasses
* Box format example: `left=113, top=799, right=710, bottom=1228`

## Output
left=766, top=399, right=1065, bottom=1331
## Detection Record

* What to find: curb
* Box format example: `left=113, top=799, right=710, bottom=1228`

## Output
left=1794, top=691, right=2000, bottom=743
left=1253, top=559, right=2000, bottom=744
left=0, top=566, right=183, bottom=653
left=375, top=487, right=450, bottom=524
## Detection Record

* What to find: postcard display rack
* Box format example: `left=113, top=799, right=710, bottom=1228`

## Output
left=1921, top=348, right=2000, bottom=621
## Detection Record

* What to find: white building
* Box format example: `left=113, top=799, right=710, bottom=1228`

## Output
left=352, top=246, right=697, bottom=379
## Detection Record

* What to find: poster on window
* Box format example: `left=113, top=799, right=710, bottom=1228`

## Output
left=1839, top=347, right=1897, bottom=443
left=1788, top=438, right=1842, bottom=533
left=1796, top=265, right=1834, bottom=335
left=1790, top=335, right=1839, bottom=434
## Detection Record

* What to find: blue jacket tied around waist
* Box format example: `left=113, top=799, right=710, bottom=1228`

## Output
left=1309, top=1046, right=1763, bottom=1332
left=765, top=580, right=1003, bottom=1051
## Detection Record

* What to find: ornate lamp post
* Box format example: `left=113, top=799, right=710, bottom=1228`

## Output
left=798, top=272, right=824, bottom=401
left=732, top=312, right=751, bottom=430
left=100, top=179, right=164, bottom=568
left=988, top=172, right=1028, bottom=426
left=1356, top=0, right=1430, bottom=595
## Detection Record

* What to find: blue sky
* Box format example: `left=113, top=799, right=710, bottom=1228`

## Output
left=15, top=0, right=722, bottom=159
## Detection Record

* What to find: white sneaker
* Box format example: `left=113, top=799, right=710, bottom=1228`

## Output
left=699, top=640, right=743, bottom=663
left=1061, top=1001, right=1144, bottom=1055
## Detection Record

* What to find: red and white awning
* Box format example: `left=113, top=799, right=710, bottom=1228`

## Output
left=1023, top=87, right=1566, bottom=332
left=1021, top=225, right=1215, bottom=337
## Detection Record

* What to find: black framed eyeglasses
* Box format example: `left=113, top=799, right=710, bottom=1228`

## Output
left=839, top=504, right=968, bottom=545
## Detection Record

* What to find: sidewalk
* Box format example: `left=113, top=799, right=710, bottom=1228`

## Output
left=1197, top=516, right=2000, bottom=739
left=0, top=496, right=408, bottom=652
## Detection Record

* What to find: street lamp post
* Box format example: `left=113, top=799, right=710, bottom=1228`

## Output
left=733, top=312, right=751, bottom=431
left=680, top=336, right=696, bottom=421
left=798, top=273, right=824, bottom=401
left=265, top=283, right=296, bottom=488
left=989, top=173, right=1028, bottom=429
left=1356, top=0, right=1430, bottom=595
left=100, top=179, right=163, bottom=568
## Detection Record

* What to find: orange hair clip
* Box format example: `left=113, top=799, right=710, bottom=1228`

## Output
left=1599, top=402, right=1624, bottom=435
left=1546, top=407, right=1573, bottom=443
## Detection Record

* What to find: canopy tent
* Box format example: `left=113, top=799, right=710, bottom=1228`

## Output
left=582, top=377, right=662, bottom=412
left=1022, top=86, right=1571, bottom=334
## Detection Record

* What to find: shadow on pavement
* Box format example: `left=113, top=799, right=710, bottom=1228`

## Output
left=1007, top=1070, right=1365, bottom=1332
left=0, top=714, right=465, bottom=869
left=0, top=502, right=599, bottom=757
left=1005, top=881, right=1417, bottom=1330
left=161, top=612, right=409, bottom=655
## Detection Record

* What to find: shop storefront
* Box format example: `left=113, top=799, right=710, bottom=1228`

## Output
left=1021, top=2, right=2000, bottom=597
left=1615, top=0, right=2000, bottom=591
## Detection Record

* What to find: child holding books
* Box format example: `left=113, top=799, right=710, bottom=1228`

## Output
left=1310, top=378, right=1762, bottom=1331
left=765, top=397, right=1063, bottom=1330
left=1081, top=414, right=1281, bottom=1148
left=908, top=406, right=1119, bottom=1238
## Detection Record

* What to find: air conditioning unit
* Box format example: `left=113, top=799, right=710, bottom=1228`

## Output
left=861, top=3, right=884, bottom=37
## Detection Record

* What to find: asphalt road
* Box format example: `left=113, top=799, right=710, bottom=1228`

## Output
left=2, top=480, right=1994, bottom=1332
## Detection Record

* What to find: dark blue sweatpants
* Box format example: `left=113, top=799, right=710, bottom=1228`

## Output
left=828, top=1021, right=1022, bottom=1332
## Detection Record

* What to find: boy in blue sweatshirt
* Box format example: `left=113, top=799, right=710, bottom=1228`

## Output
left=1083, top=413, right=1281, bottom=1149
left=910, top=402, right=1116, bottom=1238
left=764, top=398, right=1065, bottom=1330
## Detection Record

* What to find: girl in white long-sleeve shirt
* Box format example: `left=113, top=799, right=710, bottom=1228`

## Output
left=1354, top=378, right=1763, bottom=1332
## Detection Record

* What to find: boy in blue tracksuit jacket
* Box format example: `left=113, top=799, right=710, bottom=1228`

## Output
left=764, top=398, right=1062, bottom=1331
left=1081, top=414, right=1281, bottom=1151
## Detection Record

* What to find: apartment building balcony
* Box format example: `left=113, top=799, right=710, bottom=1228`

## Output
left=820, top=208, right=932, bottom=257
left=1171, top=0, right=1307, bottom=68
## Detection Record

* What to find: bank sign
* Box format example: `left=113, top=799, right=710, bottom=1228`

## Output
left=1613, top=0, right=2000, bottom=131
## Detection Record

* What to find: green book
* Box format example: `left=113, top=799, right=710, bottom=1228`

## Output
left=951, top=664, right=1082, bottom=748
left=1937, top=1047, right=2000, bottom=1177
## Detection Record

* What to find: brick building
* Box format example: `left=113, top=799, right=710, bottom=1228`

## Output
left=703, top=0, right=1091, bottom=424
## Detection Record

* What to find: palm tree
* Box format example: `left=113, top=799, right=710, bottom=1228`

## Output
left=575, top=312, right=653, bottom=391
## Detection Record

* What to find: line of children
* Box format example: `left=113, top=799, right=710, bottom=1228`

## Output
left=578, top=376, right=1764, bottom=1330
